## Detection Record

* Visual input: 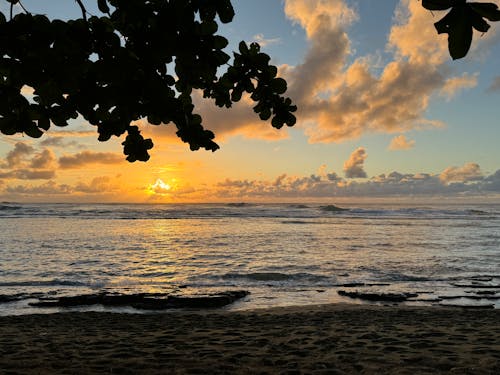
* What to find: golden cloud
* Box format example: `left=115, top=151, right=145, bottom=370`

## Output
left=388, top=135, right=415, bottom=150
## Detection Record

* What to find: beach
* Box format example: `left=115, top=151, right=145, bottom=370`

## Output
left=1, top=304, right=500, bottom=374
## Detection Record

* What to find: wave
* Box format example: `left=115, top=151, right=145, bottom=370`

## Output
left=0, top=205, right=23, bottom=211
left=319, top=204, right=348, bottom=212
left=222, top=272, right=329, bottom=283
left=0, top=279, right=92, bottom=288
left=1, top=203, right=498, bottom=220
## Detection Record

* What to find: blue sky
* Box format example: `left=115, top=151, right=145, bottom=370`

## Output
left=1, top=0, right=499, bottom=202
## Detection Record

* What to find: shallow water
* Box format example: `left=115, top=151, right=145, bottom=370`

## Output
left=1, top=202, right=499, bottom=315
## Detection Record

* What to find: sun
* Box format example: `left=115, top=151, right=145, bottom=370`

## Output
left=148, top=178, right=172, bottom=195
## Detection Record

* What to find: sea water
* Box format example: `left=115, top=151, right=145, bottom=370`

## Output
left=1, top=202, right=499, bottom=315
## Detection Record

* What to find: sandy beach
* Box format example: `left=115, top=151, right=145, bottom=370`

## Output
left=1, top=304, right=499, bottom=374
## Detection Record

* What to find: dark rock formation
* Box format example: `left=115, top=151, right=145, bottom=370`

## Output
left=29, top=291, right=249, bottom=310
left=338, top=290, right=418, bottom=302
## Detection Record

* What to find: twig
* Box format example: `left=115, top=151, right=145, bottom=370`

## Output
left=18, top=1, right=30, bottom=14
left=75, top=0, right=87, bottom=21
left=10, top=2, right=13, bottom=20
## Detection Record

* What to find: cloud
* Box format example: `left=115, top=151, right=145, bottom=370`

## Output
left=138, top=0, right=485, bottom=147
left=388, top=135, right=415, bottom=150
left=440, top=73, right=478, bottom=100
left=74, top=176, right=119, bottom=193
left=6, top=181, right=72, bottom=195
left=487, top=76, right=500, bottom=92
left=0, top=143, right=57, bottom=181
left=30, top=149, right=57, bottom=169
left=3, top=142, right=34, bottom=168
left=58, top=151, right=123, bottom=169
left=252, top=33, right=281, bottom=47
left=275, top=0, right=485, bottom=144
left=0, top=170, right=55, bottom=180
left=208, top=166, right=500, bottom=200
left=440, top=163, right=484, bottom=185
left=39, top=137, right=83, bottom=149
left=215, top=164, right=500, bottom=199
left=343, top=147, right=367, bottom=178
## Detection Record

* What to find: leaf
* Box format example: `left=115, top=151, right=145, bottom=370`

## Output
left=238, top=41, right=249, bottom=54
left=448, top=9, right=473, bottom=59
left=97, top=0, right=110, bottom=14
left=270, top=78, right=287, bottom=94
left=24, top=122, right=44, bottom=138
left=470, top=2, right=500, bottom=21
left=434, top=6, right=473, bottom=59
left=216, top=0, right=235, bottom=23
left=422, top=0, right=456, bottom=11
left=470, top=9, right=490, bottom=32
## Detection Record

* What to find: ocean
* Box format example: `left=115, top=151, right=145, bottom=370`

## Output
left=1, top=201, right=499, bottom=315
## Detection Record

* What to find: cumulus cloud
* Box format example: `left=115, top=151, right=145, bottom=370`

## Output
left=275, top=0, right=483, bottom=144
left=440, top=73, right=478, bottom=100
left=74, top=176, right=119, bottom=193
left=343, top=147, right=367, bottom=178
left=0, top=143, right=57, bottom=181
left=3, top=142, right=34, bottom=168
left=440, top=163, right=484, bottom=185
left=58, top=151, right=123, bottom=169
left=30, top=149, right=56, bottom=169
left=388, top=135, right=415, bottom=150
left=208, top=166, right=500, bottom=200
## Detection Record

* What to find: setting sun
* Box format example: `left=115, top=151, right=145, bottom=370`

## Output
left=148, top=178, right=172, bottom=195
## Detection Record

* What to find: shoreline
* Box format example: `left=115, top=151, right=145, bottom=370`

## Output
left=1, top=304, right=500, bottom=373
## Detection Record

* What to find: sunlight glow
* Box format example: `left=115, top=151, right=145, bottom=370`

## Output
left=148, top=178, right=172, bottom=195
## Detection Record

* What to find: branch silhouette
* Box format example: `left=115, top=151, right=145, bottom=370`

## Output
left=0, top=0, right=296, bottom=162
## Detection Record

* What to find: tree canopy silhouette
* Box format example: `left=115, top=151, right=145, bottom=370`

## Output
left=1, top=1, right=499, bottom=161
left=0, top=0, right=297, bottom=161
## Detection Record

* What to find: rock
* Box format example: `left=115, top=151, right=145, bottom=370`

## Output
left=337, top=290, right=418, bottom=302
left=29, top=291, right=250, bottom=310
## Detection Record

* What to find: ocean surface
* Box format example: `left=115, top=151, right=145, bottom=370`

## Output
left=1, top=202, right=499, bottom=315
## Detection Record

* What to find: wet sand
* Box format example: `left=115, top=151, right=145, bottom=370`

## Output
left=1, top=304, right=500, bottom=374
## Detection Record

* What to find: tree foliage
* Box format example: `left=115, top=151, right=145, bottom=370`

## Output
left=0, top=0, right=297, bottom=161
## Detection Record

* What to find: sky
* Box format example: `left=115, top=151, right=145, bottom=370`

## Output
left=1, top=0, right=500, bottom=203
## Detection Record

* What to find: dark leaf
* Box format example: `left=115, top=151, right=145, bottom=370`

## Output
left=470, top=9, right=490, bottom=32
left=97, top=0, right=110, bottom=14
left=470, top=2, right=500, bottom=21
left=270, top=78, right=287, bottom=94
left=422, top=0, right=456, bottom=11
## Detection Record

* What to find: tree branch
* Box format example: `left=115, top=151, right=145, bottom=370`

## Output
left=18, top=1, right=30, bottom=15
left=74, top=0, right=87, bottom=21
